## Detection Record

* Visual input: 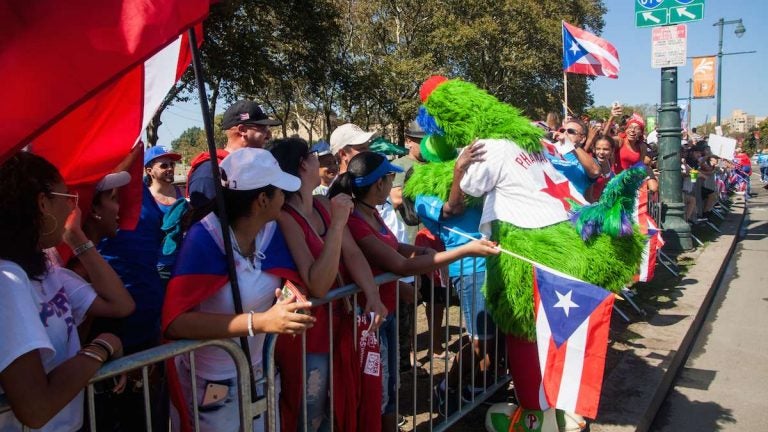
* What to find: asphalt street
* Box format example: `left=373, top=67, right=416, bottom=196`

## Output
left=651, top=172, right=768, bottom=431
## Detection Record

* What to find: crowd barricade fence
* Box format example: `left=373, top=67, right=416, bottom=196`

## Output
left=1, top=257, right=510, bottom=432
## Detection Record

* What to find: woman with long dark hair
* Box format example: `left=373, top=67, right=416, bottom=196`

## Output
left=0, top=152, right=135, bottom=431
left=329, top=151, right=498, bottom=431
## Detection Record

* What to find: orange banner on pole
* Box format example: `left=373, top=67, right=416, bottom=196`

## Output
left=692, top=56, right=716, bottom=99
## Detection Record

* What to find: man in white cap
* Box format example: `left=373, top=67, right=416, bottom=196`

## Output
left=330, top=123, right=379, bottom=174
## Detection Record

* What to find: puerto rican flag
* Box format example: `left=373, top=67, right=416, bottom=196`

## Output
left=1, top=0, right=213, bottom=186
left=534, top=266, right=614, bottom=419
left=562, top=21, right=620, bottom=79
left=633, top=182, right=665, bottom=282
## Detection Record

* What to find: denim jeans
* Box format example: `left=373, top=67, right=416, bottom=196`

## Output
left=378, top=313, right=398, bottom=414
left=451, top=272, right=495, bottom=340
left=298, top=353, right=330, bottom=432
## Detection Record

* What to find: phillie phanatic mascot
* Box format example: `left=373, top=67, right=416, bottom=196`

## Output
left=404, top=76, right=646, bottom=431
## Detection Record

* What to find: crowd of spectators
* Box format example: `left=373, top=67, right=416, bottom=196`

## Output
left=1, top=97, right=757, bottom=432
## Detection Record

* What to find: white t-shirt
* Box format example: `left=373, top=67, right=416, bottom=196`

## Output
left=0, top=260, right=96, bottom=432
left=459, top=139, right=587, bottom=236
left=377, top=200, right=414, bottom=283
left=181, top=214, right=281, bottom=381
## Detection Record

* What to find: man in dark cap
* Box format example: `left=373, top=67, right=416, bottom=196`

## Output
left=390, top=120, right=426, bottom=220
left=186, top=100, right=281, bottom=207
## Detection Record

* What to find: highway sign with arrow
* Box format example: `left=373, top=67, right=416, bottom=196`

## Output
left=635, top=0, right=705, bottom=28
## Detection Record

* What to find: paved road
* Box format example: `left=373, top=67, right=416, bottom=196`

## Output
left=651, top=173, right=768, bottom=431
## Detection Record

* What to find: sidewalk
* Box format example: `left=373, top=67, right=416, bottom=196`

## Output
left=591, top=193, right=748, bottom=431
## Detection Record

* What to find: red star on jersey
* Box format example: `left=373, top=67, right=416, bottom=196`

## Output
left=540, top=172, right=578, bottom=211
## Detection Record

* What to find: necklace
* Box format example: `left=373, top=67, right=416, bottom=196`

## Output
left=355, top=199, right=377, bottom=211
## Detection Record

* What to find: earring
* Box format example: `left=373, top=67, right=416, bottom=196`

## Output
left=93, top=213, right=103, bottom=221
left=40, top=212, right=58, bottom=236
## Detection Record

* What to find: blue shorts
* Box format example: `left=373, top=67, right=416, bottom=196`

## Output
left=451, top=272, right=495, bottom=340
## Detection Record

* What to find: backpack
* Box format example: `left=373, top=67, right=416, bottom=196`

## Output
left=397, top=167, right=421, bottom=226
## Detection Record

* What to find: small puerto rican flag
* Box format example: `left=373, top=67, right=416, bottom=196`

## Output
left=534, top=266, right=614, bottom=419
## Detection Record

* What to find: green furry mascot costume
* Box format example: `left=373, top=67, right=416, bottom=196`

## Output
left=404, top=76, right=646, bottom=431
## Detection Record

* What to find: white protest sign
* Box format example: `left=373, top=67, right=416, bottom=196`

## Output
left=708, top=134, right=736, bottom=160
left=651, top=24, right=687, bottom=68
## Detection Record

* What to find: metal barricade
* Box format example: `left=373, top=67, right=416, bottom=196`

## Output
left=3, top=259, right=510, bottom=432
left=0, top=339, right=264, bottom=432
left=290, top=259, right=511, bottom=432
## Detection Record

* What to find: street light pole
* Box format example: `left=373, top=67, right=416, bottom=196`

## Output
left=714, top=18, right=746, bottom=126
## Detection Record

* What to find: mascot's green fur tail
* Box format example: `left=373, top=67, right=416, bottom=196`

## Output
left=487, top=221, right=645, bottom=340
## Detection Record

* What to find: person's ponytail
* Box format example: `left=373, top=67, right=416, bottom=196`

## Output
left=327, top=172, right=352, bottom=198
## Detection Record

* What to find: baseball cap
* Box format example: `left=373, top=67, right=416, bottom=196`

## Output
left=144, top=146, right=181, bottom=166
left=219, top=148, right=300, bottom=192
left=221, top=100, right=281, bottom=130
left=95, top=171, right=131, bottom=192
left=309, top=140, right=332, bottom=157
left=405, top=120, right=426, bottom=139
left=329, top=123, right=380, bottom=156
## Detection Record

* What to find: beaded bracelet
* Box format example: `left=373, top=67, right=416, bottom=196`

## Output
left=73, top=240, right=95, bottom=256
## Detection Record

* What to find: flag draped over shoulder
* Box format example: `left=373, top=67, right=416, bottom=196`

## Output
left=0, top=0, right=213, bottom=184
left=562, top=21, right=620, bottom=79
left=534, top=266, right=614, bottom=419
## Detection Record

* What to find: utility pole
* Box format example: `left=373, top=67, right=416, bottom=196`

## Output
left=686, top=78, right=692, bottom=130
left=659, top=67, right=691, bottom=250
left=714, top=18, right=746, bottom=126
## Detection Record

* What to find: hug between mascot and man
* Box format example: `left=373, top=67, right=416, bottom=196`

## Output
left=403, top=76, right=647, bottom=432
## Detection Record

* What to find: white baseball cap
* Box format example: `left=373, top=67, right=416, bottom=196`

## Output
left=220, top=148, right=301, bottom=192
left=95, top=171, right=131, bottom=192
left=329, top=123, right=380, bottom=156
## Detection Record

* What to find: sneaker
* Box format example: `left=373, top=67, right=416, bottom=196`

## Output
left=433, top=384, right=460, bottom=417
left=397, top=415, right=407, bottom=428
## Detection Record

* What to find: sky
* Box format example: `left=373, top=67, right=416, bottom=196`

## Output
left=158, top=0, right=768, bottom=144
left=591, top=0, right=767, bottom=127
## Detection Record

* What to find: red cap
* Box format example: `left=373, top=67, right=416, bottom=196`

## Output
left=420, top=75, right=448, bottom=102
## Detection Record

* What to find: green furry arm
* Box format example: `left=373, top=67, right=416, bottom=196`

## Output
left=403, top=160, right=483, bottom=208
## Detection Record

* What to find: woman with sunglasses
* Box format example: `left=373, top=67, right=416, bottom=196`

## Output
left=328, top=151, right=499, bottom=431
left=0, top=152, right=135, bottom=431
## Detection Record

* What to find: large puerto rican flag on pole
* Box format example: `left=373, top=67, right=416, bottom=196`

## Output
left=0, top=0, right=214, bottom=186
left=562, top=21, right=620, bottom=79
left=534, top=266, right=614, bottom=419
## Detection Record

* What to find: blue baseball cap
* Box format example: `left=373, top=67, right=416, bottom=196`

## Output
left=144, top=146, right=181, bottom=167
left=310, top=140, right=332, bottom=157
left=352, top=157, right=404, bottom=187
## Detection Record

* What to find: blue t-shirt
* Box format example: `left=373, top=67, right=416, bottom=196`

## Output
left=98, top=184, right=164, bottom=350
left=757, top=153, right=768, bottom=168
left=414, top=195, right=485, bottom=277
left=546, top=151, right=595, bottom=196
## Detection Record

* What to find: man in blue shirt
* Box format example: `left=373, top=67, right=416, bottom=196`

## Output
left=414, top=141, right=497, bottom=414
left=546, top=118, right=600, bottom=196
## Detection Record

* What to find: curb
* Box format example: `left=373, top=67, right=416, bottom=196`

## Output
left=592, top=197, right=748, bottom=432
left=636, top=198, right=747, bottom=432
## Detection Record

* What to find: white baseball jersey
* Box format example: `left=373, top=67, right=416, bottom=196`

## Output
left=460, top=139, right=587, bottom=236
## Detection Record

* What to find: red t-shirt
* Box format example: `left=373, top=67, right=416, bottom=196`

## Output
left=614, top=139, right=642, bottom=174
left=347, top=211, right=399, bottom=312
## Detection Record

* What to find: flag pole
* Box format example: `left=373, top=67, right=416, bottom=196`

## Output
left=562, top=20, right=568, bottom=120
left=187, top=27, right=257, bottom=396
left=564, top=71, right=569, bottom=120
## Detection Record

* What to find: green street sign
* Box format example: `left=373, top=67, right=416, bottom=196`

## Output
left=635, top=0, right=705, bottom=29
left=636, top=9, right=668, bottom=27
left=669, top=3, right=704, bottom=24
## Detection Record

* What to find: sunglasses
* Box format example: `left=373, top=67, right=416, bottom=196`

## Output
left=50, top=191, right=79, bottom=208
left=156, top=162, right=176, bottom=169
left=558, top=128, right=582, bottom=135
